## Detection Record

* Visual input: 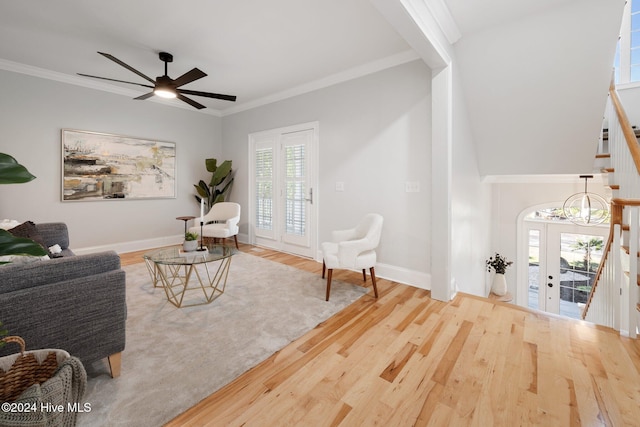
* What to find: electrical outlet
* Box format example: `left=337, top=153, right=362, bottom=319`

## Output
left=405, top=181, right=420, bottom=193
left=335, top=181, right=345, bottom=192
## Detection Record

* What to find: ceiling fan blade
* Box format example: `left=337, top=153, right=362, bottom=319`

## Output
left=77, top=73, right=154, bottom=89
left=98, top=52, right=156, bottom=84
left=178, top=89, right=236, bottom=102
left=177, top=93, right=206, bottom=110
left=134, top=92, right=155, bottom=100
left=172, top=68, right=207, bottom=88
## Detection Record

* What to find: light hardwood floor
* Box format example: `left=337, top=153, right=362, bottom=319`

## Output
left=121, top=245, right=640, bottom=426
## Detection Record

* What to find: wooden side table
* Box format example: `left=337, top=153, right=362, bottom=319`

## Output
left=176, top=216, right=196, bottom=234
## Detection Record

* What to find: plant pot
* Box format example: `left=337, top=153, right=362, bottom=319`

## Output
left=491, top=273, right=508, bottom=296
left=183, top=240, right=198, bottom=252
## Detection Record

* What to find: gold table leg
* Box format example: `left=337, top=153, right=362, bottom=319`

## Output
left=144, top=257, right=162, bottom=288
left=153, top=257, right=233, bottom=308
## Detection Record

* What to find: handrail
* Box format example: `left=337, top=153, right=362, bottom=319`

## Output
left=584, top=81, right=640, bottom=332
left=609, top=83, right=640, bottom=174
left=582, top=201, right=621, bottom=319
left=582, top=231, right=614, bottom=319
left=611, top=197, right=640, bottom=206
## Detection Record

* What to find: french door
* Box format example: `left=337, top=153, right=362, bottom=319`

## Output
left=249, top=122, right=318, bottom=258
left=524, top=221, right=608, bottom=319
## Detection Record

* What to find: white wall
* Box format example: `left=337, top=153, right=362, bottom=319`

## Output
left=0, top=70, right=221, bottom=251
left=221, top=60, right=432, bottom=282
left=490, top=178, right=610, bottom=300
left=451, top=61, right=492, bottom=296
left=454, top=0, right=624, bottom=176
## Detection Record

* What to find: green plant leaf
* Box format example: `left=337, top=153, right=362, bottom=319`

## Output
left=0, top=229, right=47, bottom=258
left=0, top=153, right=36, bottom=184
left=219, top=177, right=234, bottom=197
left=194, top=181, right=210, bottom=198
left=196, top=158, right=235, bottom=210
left=205, top=158, right=218, bottom=173
left=209, top=160, right=232, bottom=188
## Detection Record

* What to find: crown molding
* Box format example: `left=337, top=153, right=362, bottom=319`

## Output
left=220, top=49, right=420, bottom=116
left=422, top=0, right=462, bottom=45
left=0, top=50, right=420, bottom=118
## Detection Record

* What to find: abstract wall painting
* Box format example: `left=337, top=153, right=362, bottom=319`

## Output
left=62, top=129, right=176, bottom=201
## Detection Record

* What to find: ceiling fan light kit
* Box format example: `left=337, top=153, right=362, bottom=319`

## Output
left=78, top=51, right=236, bottom=109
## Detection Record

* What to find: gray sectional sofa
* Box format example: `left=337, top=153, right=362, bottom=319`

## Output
left=0, top=222, right=126, bottom=377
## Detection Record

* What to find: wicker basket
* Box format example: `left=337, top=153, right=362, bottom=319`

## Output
left=0, top=336, right=70, bottom=402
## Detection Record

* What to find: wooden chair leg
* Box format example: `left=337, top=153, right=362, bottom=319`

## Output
left=233, top=235, right=239, bottom=249
left=370, top=267, right=379, bottom=298
left=322, top=260, right=326, bottom=279
left=326, top=269, right=333, bottom=301
left=362, top=269, right=367, bottom=282
left=108, top=352, right=122, bottom=378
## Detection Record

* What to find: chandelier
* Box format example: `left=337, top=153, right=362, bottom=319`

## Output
left=562, top=175, right=609, bottom=225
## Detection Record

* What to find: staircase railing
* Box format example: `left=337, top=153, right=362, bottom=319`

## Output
left=583, top=82, right=639, bottom=338
left=582, top=204, right=619, bottom=327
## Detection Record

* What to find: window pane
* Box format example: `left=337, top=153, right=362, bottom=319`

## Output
left=285, top=182, right=305, bottom=236
left=255, top=148, right=273, bottom=231
left=632, top=47, right=640, bottom=65
left=632, top=31, right=640, bottom=49
left=632, top=12, right=640, bottom=30
left=528, top=230, right=541, bottom=311
left=558, top=233, right=603, bottom=320
left=633, top=0, right=640, bottom=14
left=284, top=144, right=306, bottom=236
left=631, top=65, right=640, bottom=82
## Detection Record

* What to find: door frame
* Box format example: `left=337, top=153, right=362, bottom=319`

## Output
left=517, top=203, right=609, bottom=312
left=247, top=121, right=319, bottom=258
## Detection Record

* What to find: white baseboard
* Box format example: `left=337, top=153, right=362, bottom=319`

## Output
left=76, top=234, right=430, bottom=290
left=375, top=262, right=431, bottom=290
left=74, top=234, right=183, bottom=255
left=313, top=249, right=430, bottom=290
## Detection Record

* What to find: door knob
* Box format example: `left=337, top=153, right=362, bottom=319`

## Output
left=548, top=275, right=553, bottom=279
left=547, top=283, right=553, bottom=287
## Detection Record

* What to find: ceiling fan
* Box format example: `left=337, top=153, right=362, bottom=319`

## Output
left=78, top=51, right=236, bottom=109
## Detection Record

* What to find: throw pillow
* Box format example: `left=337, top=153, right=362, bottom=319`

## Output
left=0, top=219, right=21, bottom=230
left=8, top=221, right=51, bottom=256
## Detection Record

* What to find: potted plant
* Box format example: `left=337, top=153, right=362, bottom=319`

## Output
left=194, top=158, right=234, bottom=211
left=486, top=252, right=513, bottom=296
left=0, top=153, right=47, bottom=260
left=0, top=154, right=46, bottom=348
left=183, top=231, right=199, bottom=252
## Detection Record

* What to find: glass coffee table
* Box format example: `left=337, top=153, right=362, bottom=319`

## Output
left=143, top=245, right=237, bottom=308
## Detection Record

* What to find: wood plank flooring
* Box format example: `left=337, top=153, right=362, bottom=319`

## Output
left=121, top=245, right=640, bottom=426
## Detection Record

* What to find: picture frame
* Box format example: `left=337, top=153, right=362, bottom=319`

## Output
left=62, top=129, right=176, bottom=201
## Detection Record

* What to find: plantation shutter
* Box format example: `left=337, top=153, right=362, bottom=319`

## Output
left=255, top=145, right=274, bottom=239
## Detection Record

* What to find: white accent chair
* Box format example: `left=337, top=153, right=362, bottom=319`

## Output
left=321, top=213, right=383, bottom=301
left=189, top=202, right=241, bottom=249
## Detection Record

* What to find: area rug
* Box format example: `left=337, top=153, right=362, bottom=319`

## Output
left=76, top=251, right=367, bottom=427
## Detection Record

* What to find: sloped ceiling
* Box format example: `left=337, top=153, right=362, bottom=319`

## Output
left=0, top=0, right=627, bottom=178
left=448, top=0, right=625, bottom=177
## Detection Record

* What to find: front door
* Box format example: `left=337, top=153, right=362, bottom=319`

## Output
left=525, top=222, right=608, bottom=319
